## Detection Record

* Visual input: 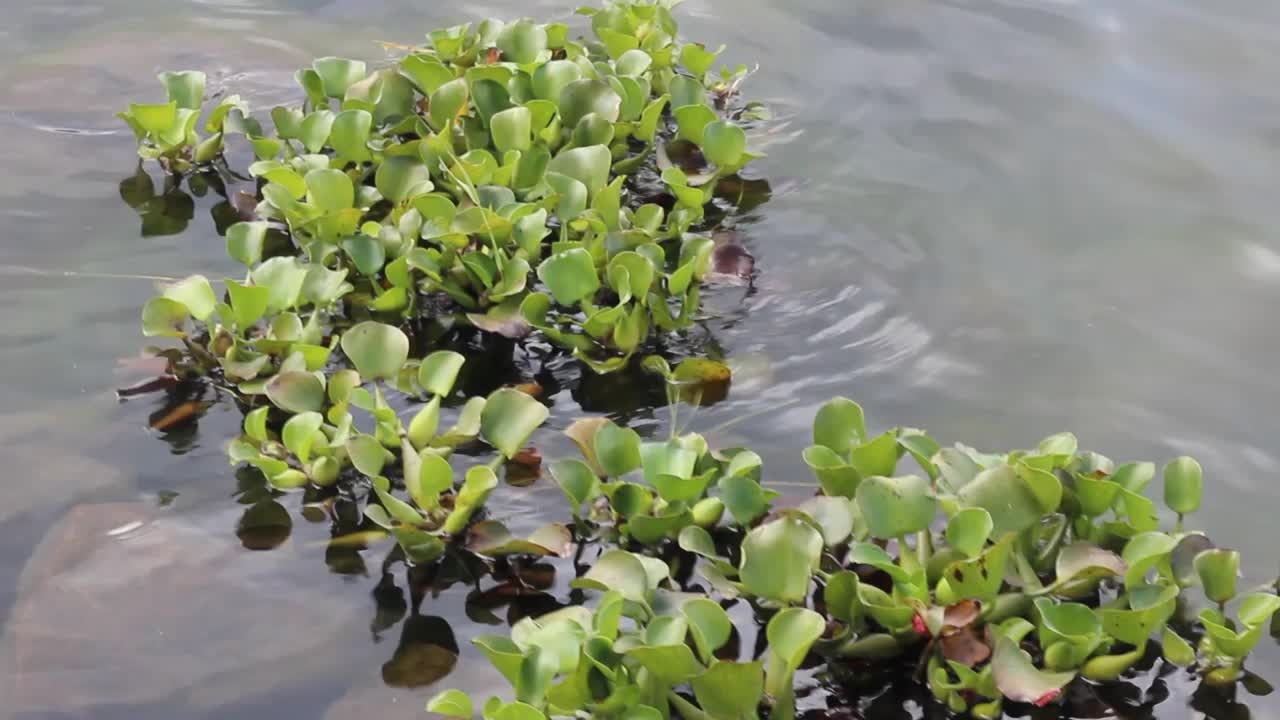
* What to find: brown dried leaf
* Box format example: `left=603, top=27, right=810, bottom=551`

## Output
left=940, top=625, right=991, bottom=667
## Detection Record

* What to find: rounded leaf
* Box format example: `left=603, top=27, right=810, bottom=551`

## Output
left=497, top=20, right=547, bottom=64
left=1163, top=456, right=1202, bottom=515
left=701, top=120, right=747, bottom=168
left=537, top=247, right=599, bottom=305
left=558, top=79, right=621, bottom=129
left=341, top=321, right=410, bottom=381
left=265, top=371, right=325, bottom=414
left=856, top=474, right=936, bottom=539
left=739, top=516, right=822, bottom=603
left=480, top=388, right=549, bottom=458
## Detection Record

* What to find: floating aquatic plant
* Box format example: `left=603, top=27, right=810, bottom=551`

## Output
left=118, top=1, right=1275, bottom=716
left=127, top=0, right=767, bottom=376
left=426, top=397, right=1277, bottom=719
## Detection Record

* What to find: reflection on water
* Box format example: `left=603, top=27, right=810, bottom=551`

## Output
left=0, top=0, right=1279, bottom=717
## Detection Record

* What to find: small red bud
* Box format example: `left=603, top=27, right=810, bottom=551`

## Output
left=912, top=613, right=930, bottom=638
left=1033, top=689, right=1060, bottom=707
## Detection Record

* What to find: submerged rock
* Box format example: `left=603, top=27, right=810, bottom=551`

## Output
left=0, top=502, right=367, bottom=716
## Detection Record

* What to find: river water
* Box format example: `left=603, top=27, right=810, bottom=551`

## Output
left=0, top=0, right=1277, bottom=718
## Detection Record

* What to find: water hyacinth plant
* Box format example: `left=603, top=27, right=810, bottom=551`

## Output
left=425, top=397, right=1277, bottom=719
left=128, top=0, right=767, bottom=378
left=118, top=1, right=1276, bottom=717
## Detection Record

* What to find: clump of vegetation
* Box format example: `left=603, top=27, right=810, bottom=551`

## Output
left=130, top=0, right=766, bottom=378
left=426, top=398, right=1278, bottom=719
left=121, top=1, right=1276, bottom=717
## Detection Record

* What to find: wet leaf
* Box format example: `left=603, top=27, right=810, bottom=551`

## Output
left=480, top=388, right=549, bottom=458
left=1163, top=456, right=1202, bottom=515
left=341, top=321, right=409, bottom=381
left=265, top=371, right=325, bottom=414
left=739, top=516, right=822, bottom=603
left=991, top=633, right=1075, bottom=706
left=856, top=474, right=935, bottom=539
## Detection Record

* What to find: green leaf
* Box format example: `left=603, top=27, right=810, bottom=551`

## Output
left=855, top=474, right=935, bottom=539
left=400, top=55, right=454, bottom=95
left=573, top=549, right=650, bottom=603
left=668, top=75, right=705, bottom=109
left=376, top=156, right=433, bottom=203
left=764, top=607, right=825, bottom=718
left=427, top=689, right=473, bottom=717
left=497, top=20, right=547, bottom=64
left=265, top=371, right=325, bottom=414
left=795, top=496, right=856, bottom=547
left=225, top=279, right=269, bottom=329
left=627, top=643, right=703, bottom=684
left=141, top=297, right=189, bottom=337
left=551, top=458, right=601, bottom=514
left=940, top=533, right=1014, bottom=601
left=558, top=79, right=622, bottom=129
left=305, top=168, right=354, bottom=210
left=346, top=434, right=388, bottom=477
left=1101, top=582, right=1178, bottom=646
left=250, top=256, right=308, bottom=313
left=329, top=109, right=373, bottom=164
left=127, top=102, right=178, bottom=134
left=991, top=633, right=1075, bottom=705
left=595, top=421, right=642, bottom=477
left=1121, top=531, right=1177, bottom=588
left=429, top=78, right=469, bottom=130
left=813, top=397, right=866, bottom=454
left=226, top=221, right=269, bottom=267
left=739, top=516, right=822, bottom=604
left=281, top=411, right=324, bottom=464
left=340, top=321, right=410, bottom=381
left=537, top=247, right=599, bottom=305
left=1195, top=549, right=1240, bottom=605
left=299, top=110, right=335, bottom=153
left=1161, top=627, right=1195, bottom=666
left=1051, top=542, right=1126, bottom=597
left=682, top=598, right=733, bottom=662
left=957, top=465, right=1046, bottom=535
left=680, top=43, right=722, bottom=76
left=532, top=60, right=582, bottom=102
left=546, top=144, right=611, bottom=198
left=490, top=106, right=532, bottom=154
left=1163, top=456, right=1202, bottom=515
left=480, top=388, right=549, bottom=458
left=418, top=351, right=466, bottom=397
left=701, top=120, right=747, bottom=168
left=410, top=453, right=453, bottom=510
left=691, top=661, right=763, bottom=720
left=946, top=508, right=993, bottom=558
left=719, top=474, right=777, bottom=527
left=159, top=70, right=206, bottom=110
left=313, top=57, right=367, bottom=98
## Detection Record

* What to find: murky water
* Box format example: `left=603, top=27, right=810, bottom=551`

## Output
left=1, top=0, right=1278, bottom=717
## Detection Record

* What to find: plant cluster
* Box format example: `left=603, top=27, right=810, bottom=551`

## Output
left=131, top=0, right=766, bottom=382
left=119, top=1, right=1277, bottom=718
left=425, top=398, right=1278, bottom=719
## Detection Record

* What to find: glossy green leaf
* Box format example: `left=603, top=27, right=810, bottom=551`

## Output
left=497, top=20, right=547, bottom=64
left=558, top=79, right=621, bottom=128
left=340, top=321, right=409, bottom=381
left=856, top=474, right=936, bottom=539
left=265, top=371, right=325, bottom=414
left=329, top=109, right=373, bottom=163
left=1195, top=548, right=1240, bottom=605
left=701, top=120, right=746, bottom=168
left=537, top=247, right=599, bottom=305
left=946, top=507, right=993, bottom=558
left=739, top=516, right=822, bottom=603
left=313, top=57, right=366, bottom=98
left=480, top=388, right=549, bottom=458
left=1163, top=456, right=1202, bottom=515
left=691, top=661, right=763, bottom=720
